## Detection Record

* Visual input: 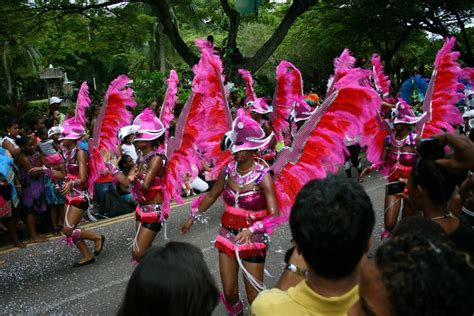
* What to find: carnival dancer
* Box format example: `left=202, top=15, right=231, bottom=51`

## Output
left=183, top=79, right=379, bottom=315
left=126, top=109, right=167, bottom=260
left=361, top=102, right=420, bottom=237
left=104, top=70, right=191, bottom=262
left=57, top=118, right=104, bottom=266
left=32, top=81, right=105, bottom=266
left=181, top=109, right=279, bottom=311
left=361, top=38, right=464, bottom=238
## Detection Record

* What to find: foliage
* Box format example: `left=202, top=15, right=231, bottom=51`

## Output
left=132, top=70, right=167, bottom=111
left=0, top=0, right=472, bottom=122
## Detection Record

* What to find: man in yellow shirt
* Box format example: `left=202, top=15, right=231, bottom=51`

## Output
left=252, top=176, right=375, bottom=315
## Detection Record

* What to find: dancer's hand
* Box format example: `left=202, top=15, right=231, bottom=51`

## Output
left=435, top=134, right=474, bottom=170
left=236, top=229, right=252, bottom=245
left=360, top=167, right=371, bottom=178
left=180, top=219, right=194, bottom=234
left=128, top=167, right=138, bottom=182
left=28, top=167, right=43, bottom=176
left=60, top=181, right=73, bottom=195
left=100, top=148, right=111, bottom=162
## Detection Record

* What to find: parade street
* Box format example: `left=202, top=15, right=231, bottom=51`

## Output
left=1, top=174, right=386, bottom=315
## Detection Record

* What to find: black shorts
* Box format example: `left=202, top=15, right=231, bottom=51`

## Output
left=142, top=221, right=162, bottom=233
left=387, top=181, right=405, bottom=195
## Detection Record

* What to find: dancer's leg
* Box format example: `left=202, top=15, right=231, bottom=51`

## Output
left=242, top=261, right=265, bottom=304
left=131, top=224, right=158, bottom=261
left=384, top=193, right=401, bottom=232
left=219, top=252, right=241, bottom=315
left=62, top=206, right=93, bottom=262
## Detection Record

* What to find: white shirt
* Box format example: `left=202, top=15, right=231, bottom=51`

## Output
left=121, top=144, right=137, bottom=163
left=2, top=136, right=19, bottom=150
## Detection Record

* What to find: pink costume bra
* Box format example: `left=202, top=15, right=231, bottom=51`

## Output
left=133, top=151, right=164, bottom=203
left=222, top=161, right=268, bottom=211
left=385, top=131, right=418, bottom=180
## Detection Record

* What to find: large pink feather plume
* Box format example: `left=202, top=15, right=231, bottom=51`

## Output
left=272, top=77, right=379, bottom=219
left=418, top=37, right=464, bottom=138
left=334, top=48, right=356, bottom=75
left=272, top=60, right=303, bottom=143
left=360, top=114, right=390, bottom=167
left=159, top=70, right=179, bottom=141
left=88, top=75, right=137, bottom=194
left=75, top=81, right=91, bottom=127
left=327, top=48, right=359, bottom=95
left=160, top=39, right=232, bottom=216
left=239, top=69, right=257, bottom=103
left=359, top=54, right=392, bottom=167
left=371, top=54, right=392, bottom=99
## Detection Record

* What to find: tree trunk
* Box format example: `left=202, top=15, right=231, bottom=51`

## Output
left=159, top=23, right=166, bottom=73
left=146, top=0, right=199, bottom=67
left=242, top=0, right=318, bottom=72
left=220, top=0, right=240, bottom=50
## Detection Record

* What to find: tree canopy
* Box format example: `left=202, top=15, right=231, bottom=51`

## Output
left=0, top=0, right=472, bottom=123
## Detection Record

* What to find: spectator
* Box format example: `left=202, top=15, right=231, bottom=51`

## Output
left=408, top=158, right=474, bottom=255
left=118, top=126, right=138, bottom=163
left=0, top=147, right=25, bottom=248
left=349, top=235, right=474, bottom=316
left=392, top=216, right=447, bottom=241
left=117, top=242, right=219, bottom=316
left=29, top=117, right=45, bottom=143
left=16, top=135, right=46, bottom=243
left=102, top=151, right=138, bottom=209
left=38, top=127, right=65, bottom=235
left=48, top=97, right=65, bottom=124
left=2, top=119, right=21, bottom=158
left=252, top=176, right=375, bottom=315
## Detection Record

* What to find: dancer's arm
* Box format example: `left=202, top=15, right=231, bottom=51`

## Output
left=180, top=171, right=225, bottom=234
left=260, top=173, right=280, bottom=217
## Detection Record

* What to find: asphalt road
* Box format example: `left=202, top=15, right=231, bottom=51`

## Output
left=0, top=173, right=386, bottom=315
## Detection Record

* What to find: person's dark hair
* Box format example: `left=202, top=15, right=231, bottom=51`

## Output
left=392, top=216, right=447, bottom=242
left=29, top=116, right=43, bottom=131
left=6, top=119, right=20, bottom=129
left=16, top=135, right=31, bottom=147
left=290, top=176, right=375, bottom=279
left=375, top=235, right=474, bottom=316
left=117, top=242, right=218, bottom=316
left=121, top=134, right=133, bottom=145
left=45, top=118, right=55, bottom=129
left=411, top=159, right=467, bottom=205
left=151, top=134, right=165, bottom=148
left=118, top=154, right=133, bottom=173
left=37, top=127, right=48, bottom=141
